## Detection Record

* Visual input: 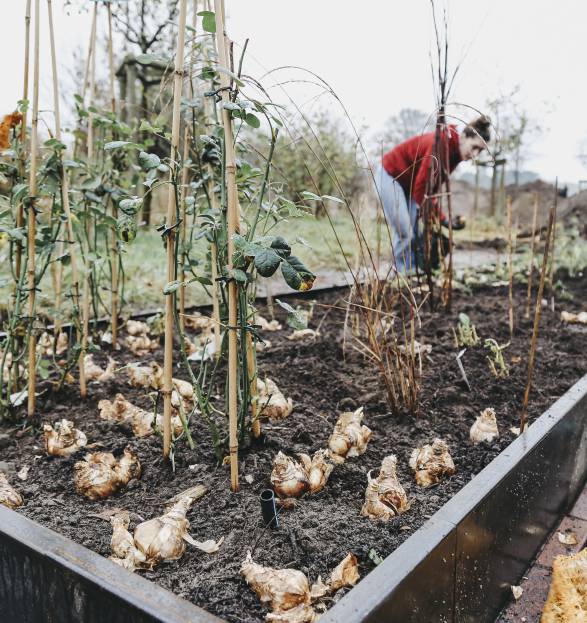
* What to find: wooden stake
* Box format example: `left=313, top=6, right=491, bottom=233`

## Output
left=27, top=0, right=40, bottom=417
left=179, top=124, right=190, bottom=333
left=47, top=0, right=81, bottom=353
left=80, top=2, right=98, bottom=399
left=548, top=184, right=558, bottom=313
left=162, top=0, right=188, bottom=460
left=210, top=240, right=221, bottom=357
left=215, top=0, right=239, bottom=491
left=506, top=196, right=514, bottom=338
left=247, top=331, right=260, bottom=438
left=15, top=0, right=32, bottom=283
left=106, top=2, right=119, bottom=346
left=525, top=195, right=538, bottom=319
left=519, top=204, right=556, bottom=433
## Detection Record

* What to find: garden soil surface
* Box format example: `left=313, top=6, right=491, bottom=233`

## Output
left=2, top=275, right=587, bottom=623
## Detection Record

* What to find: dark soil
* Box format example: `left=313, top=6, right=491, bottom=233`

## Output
left=2, top=276, right=587, bottom=623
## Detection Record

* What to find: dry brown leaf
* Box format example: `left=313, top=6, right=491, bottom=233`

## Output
left=257, top=316, right=283, bottom=332
left=561, top=310, right=587, bottom=325
left=17, top=465, right=29, bottom=481
left=542, top=548, right=587, bottom=621
left=328, top=407, right=372, bottom=464
left=557, top=532, right=578, bottom=546
left=287, top=329, right=319, bottom=341
left=0, top=473, right=23, bottom=509
left=328, top=553, right=359, bottom=591
left=409, top=438, right=455, bottom=488
left=511, top=585, right=523, bottom=600
left=44, top=419, right=87, bottom=457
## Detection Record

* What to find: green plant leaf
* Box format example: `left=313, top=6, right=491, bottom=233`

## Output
left=301, top=190, right=321, bottom=201
left=254, top=248, right=282, bottom=277
left=322, top=194, right=344, bottom=204
left=276, top=299, right=308, bottom=331
left=197, top=10, right=216, bottom=33
left=230, top=268, right=248, bottom=283
left=281, top=255, right=316, bottom=291
left=163, top=280, right=183, bottom=295
left=270, top=236, right=291, bottom=258
left=244, top=113, right=261, bottom=128
left=136, top=53, right=170, bottom=65
left=138, top=151, right=161, bottom=170
left=119, top=197, right=143, bottom=215
left=104, top=140, right=138, bottom=151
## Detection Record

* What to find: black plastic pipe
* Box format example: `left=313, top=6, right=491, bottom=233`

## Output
left=260, top=489, right=279, bottom=529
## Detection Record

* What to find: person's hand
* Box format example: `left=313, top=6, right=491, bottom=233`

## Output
left=441, top=215, right=466, bottom=230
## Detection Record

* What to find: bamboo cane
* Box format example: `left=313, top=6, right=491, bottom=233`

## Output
left=525, top=195, right=538, bottom=319
left=214, top=0, right=239, bottom=491
left=106, top=2, right=120, bottom=347
left=548, top=186, right=558, bottom=313
left=27, top=0, right=40, bottom=417
left=15, top=0, right=32, bottom=283
left=210, top=240, right=221, bottom=356
left=247, top=331, right=260, bottom=438
left=162, top=0, right=188, bottom=460
left=47, top=0, right=81, bottom=353
left=80, top=2, right=98, bottom=399
left=519, top=204, right=555, bottom=433
left=179, top=124, right=190, bottom=333
left=506, top=196, right=514, bottom=337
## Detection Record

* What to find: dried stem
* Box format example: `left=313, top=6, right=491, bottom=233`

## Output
left=27, top=0, right=41, bottom=417
left=519, top=203, right=556, bottom=432
left=525, top=195, right=538, bottom=319
left=15, top=0, right=32, bottom=282
left=162, top=0, right=188, bottom=460
left=506, top=196, right=514, bottom=337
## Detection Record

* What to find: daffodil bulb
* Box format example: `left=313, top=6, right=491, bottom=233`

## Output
left=328, top=407, right=372, bottom=464
left=84, top=354, right=116, bottom=382
left=44, top=419, right=87, bottom=457
left=0, top=473, right=23, bottom=509
left=271, top=451, right=309, bottom=499
left=258, top=378, right=293, bottom=421
left=361, top=455, right=409, bottom=521
left=470, top=408, right=499, bottom=444
left=409, top=438, right=455, bottom=488
left=297, top=449, right=334, bottom=494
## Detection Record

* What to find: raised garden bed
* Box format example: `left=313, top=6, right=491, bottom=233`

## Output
left=1, top=277, right=587, bottom=623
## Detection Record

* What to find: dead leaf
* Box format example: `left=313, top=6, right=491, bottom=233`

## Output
left=17, top=465, right=30, bottom=481
left=245, top=474, right=254, bottom=484
left=557, top=531, right=578, bottom=546
left=511, top=585, right=523, bottom=600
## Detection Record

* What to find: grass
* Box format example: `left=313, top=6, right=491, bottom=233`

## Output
left=0, top=210, right=382, bottom=320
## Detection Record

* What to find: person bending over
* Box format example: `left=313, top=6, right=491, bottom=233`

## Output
left=376, top=115, right=491, bottom=273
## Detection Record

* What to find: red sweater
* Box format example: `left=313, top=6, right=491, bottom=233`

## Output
left=382, top=125, right=462, bottom=207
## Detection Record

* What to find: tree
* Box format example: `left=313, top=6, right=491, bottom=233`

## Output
left=374, top=108, right=431, bottom=155
left=254, top=110, right=365, bottom=216
left=486, top=86, right=541, bottom=186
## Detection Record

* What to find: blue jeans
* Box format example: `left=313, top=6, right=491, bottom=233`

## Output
left=375, top=165, right=419, bottom=273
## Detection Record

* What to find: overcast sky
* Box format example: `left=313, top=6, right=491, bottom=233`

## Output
left=2, top=0, right=586, bottom=184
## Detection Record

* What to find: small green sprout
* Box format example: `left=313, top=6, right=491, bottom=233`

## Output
left=484, top=338, right=510, bottom=378
left=456, top=313, right=479, bottom=347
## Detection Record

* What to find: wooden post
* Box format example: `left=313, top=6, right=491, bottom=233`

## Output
left=490, top=160, right=497, bottom=218
left=519, top=204, right=555, bottom=433
left=80, top=2, right=98, bottom=399
left=47, top=0, right=81, bottom=348
left=210, top=240, right=221, bottom=356
left=215, top=0, right=239, bottom=491
left=27, top=0, right=40, bottom=417
left=525, top=195, right=538, bottom=319
left=548, top=186, right=558, bottom=313
left=506, top=196, right=514, bottom=338
left=247, top=331, right=260, bottom=438
left=106, top=2, right=120, bottom=347
left=15, top=0, right=32, bottom=283
left=162, top=0, right=188, bottom=460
